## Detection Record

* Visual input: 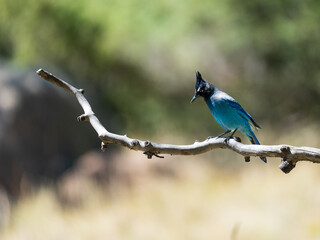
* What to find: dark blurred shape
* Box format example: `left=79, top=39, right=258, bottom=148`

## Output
left=0, top=65, right=103, bottom=199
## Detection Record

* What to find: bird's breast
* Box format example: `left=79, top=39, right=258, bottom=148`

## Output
left=206, top=97, right=247, bottom=130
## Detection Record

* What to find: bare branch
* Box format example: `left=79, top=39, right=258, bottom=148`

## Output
left=36, top=69, right=320, bottom=174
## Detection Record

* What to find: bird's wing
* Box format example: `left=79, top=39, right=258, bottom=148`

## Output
left=227, top=100, right=261, bottom=129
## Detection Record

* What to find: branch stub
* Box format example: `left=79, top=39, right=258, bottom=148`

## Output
left=279, top=158, right=296, bottom=174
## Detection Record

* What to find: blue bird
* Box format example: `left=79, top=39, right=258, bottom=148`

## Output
left=190, top=71, right=267, bottom=163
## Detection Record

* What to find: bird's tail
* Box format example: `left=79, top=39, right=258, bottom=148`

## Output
left=248, top=130, right=267, bottom=163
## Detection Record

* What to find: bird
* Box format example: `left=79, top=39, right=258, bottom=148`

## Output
left=190, top=71, right=267, bottom=163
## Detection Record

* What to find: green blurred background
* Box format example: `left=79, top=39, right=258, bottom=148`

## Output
left=3, top=0, right=320, bottom=135
left=1, top=0, right=320, bottom=239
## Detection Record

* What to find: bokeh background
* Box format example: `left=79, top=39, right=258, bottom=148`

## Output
left=1, top=0, right=320, bottom=239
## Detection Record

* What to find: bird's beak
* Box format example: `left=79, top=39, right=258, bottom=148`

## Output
left=190, top=93, right=198, bottom=103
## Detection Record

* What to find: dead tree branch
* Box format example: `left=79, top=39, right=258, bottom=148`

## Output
left=36, top=69, right=320, bottom=174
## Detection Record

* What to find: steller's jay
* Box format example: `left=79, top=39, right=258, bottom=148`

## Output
left=190, top=71, right=267, bottom=163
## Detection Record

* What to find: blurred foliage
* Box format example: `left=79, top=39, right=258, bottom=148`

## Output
left=1, top=0, right=320, bottom=138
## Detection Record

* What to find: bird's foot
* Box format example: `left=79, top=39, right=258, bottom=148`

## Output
left=206, top=136, right=215, bottom=140
left=206, top=135, right=229, bottom=141
left=224, top=136, right=241, bottom=143
left=224, top=136, right=232, bottom=144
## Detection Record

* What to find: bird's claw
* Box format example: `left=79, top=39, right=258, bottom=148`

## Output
left=224, top=136, right=233, bottom=144
left=206, top=135, right=227, bottom=140
left=224, top=136, right=241, bottom=143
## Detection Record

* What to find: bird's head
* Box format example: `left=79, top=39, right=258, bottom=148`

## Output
left=190, top=71, right=214, bottom=103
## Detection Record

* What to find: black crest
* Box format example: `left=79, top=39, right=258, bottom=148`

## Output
left=191, top=71, right=214, bottom=102
left=195, top=71, right=205, bottom=91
